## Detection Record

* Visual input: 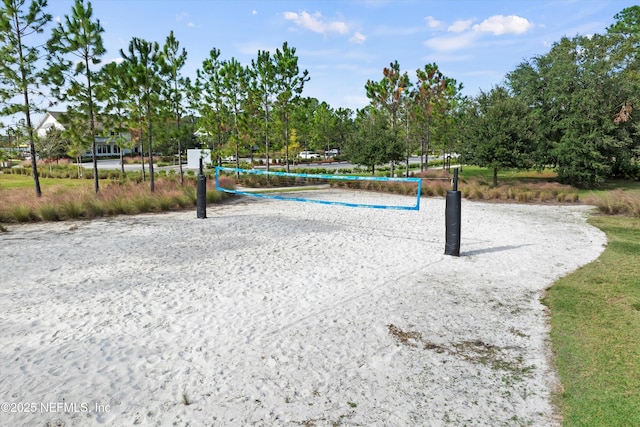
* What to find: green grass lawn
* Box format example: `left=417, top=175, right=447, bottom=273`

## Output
left=543, top=216, right=640, bottom=426
left=0, top=173, right=92, bottom=190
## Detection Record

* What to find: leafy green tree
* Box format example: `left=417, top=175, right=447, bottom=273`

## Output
left=273, top=42, right=309, bottom=172
left=120, top=37, right=164, bottom=192
left=0, top=0, right=51, bottom=196
left=334, top=107, right=354, bottom=152
left=45, top=0, right=105, bottom=193
left=505, top=60, right=555, bottom=168
left=608, top=5, right=640, bottom=64
left=347, top=107, right=403, bottom=175
left=608, top=5, right=640, bottom=178
left=461, top=86, right=539, bottom=186
left=310, top=101, right=337, bottom=155
left=289, top=96, right=318, bottom=152
left=36, top=127, right=65, bottom=173
left=509, top=34, right=632, bottom=186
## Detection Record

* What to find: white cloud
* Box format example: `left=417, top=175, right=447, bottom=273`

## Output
left=424, top=32, right=477, bottom=52
left=252, top=10, right=257, bottom=15
left=283, top=11, right=349, bottom=35
left=350, top=31, right=367, bottom=44
left=448, top=19, right=473, bottom=33
left=472, top=15, right=534, bottom=35
left=424, top=52, right=473, bottom=63
left=425, top=16, right=444, bottom=30
left=176, top=11, right=197, bottom=27
left=54, top=16, right=61, bottom=23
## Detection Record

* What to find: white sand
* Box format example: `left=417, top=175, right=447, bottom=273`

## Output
left=0, top=191, right=607, bottom=426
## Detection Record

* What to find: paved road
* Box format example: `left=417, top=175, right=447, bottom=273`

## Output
left=80, top=159, right=179, bottom=172
left=82, top=155, right=449, bottom=172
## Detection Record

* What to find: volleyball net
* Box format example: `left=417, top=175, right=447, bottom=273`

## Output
left=215, top=166, right=422, bottom=211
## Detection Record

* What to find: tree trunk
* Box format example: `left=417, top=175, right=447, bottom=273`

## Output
left=140, top=137, right=146, bottom=182
left=425, top=116, right=431, bottom=172
left=17, top=28, right=41, bottom=197
left=86, top=56, right=99, bottom=194
left=405, top=115, right=410, bottom=177
left=493, top=167, right=498, bottom=187
left=264, top=91, right=270, bottom=174
left=178, top=139, right=184, bottom=186
left=147, top=100, right=154, bottom=192
left=120, top=137, right=125, bottom=174
left=285, top=111, right=290, bottom=173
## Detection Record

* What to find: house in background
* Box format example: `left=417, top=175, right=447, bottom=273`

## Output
left=34, top=111, right=140, bottom=158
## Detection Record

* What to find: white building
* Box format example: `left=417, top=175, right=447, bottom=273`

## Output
left=34, top=111, right=140, bottom=158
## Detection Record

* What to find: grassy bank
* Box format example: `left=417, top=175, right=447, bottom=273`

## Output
left=543, top=216, right=640, bottom=426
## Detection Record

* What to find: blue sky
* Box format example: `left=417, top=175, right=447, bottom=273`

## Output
left=45, top=0, right=634, bottom=111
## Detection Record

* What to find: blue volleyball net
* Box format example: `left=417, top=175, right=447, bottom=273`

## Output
left=215, top=166, right=422, bottom=211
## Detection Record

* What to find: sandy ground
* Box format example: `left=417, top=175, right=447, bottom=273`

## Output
left=0, top=191, right=607, bottom=426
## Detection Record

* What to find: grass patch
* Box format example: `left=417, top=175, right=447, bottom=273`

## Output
left=0, top=172, right=92, bottom=190
left=543, top=216, right=640, bottom=426
left=583, top=189, right=640, bottom=217
left=37, top=203, right=60, bottom=221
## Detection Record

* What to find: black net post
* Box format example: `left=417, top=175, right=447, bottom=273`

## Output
left=445, top=168, right=461, bottom=256
left=196, top=157, right=207, bottom=219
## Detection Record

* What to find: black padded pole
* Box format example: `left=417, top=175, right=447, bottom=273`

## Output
left=445, top=168, right=461, bottom=256
left=196, top=157, right=207, bottom=219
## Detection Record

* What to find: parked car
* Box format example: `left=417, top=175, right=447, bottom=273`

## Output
left=325, top=149, right=340, bottom=157
left=299, top=151, right=320, bottom=159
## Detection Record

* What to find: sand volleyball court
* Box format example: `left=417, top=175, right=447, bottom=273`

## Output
left=0, top=192, right=606, bottom=426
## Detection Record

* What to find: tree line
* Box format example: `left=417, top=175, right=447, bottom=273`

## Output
left=460, top=6, right=640, bottom=188
left=1, top=0, right=639, bottom=198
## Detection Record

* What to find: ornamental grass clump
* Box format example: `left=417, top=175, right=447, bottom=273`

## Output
left=37, top=204, right=60, bottom=221
left=585, top=190, right=640, bottom=217
left=10, top=205, right=36, bottom=223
